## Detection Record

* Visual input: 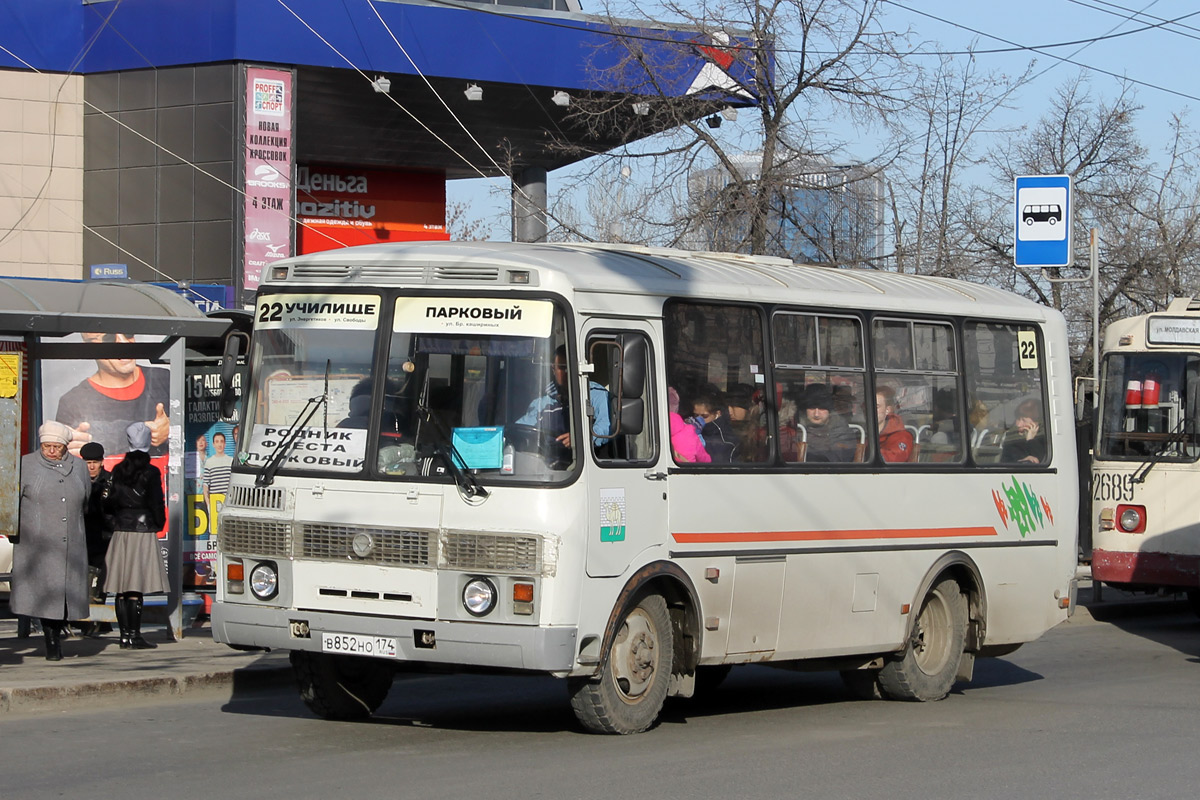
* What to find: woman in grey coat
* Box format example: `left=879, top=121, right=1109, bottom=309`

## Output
left=11, top=421, right=91, bottom=661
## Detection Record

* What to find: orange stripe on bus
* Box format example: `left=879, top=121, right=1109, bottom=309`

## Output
left=671, top=527, right=999, bottom=543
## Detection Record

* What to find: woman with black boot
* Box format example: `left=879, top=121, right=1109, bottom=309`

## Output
left=11, top=421, right=91, bottom=661
left=104, top=422, right=167, bottom=650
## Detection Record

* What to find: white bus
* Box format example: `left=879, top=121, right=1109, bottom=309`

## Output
left=212, top=241, right=1078, bottom=734
left=1092, top=297, right=1200, bottom=613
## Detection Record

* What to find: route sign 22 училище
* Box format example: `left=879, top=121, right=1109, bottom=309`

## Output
left=1014, top=175, right=1072, bottom=267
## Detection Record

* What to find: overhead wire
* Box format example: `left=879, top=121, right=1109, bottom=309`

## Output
left=886, top=1, right=1200, bottom=104
left=361, top=0, right=597, bottom=240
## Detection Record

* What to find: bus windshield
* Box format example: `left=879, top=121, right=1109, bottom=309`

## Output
left=1098, top=352, right=1200, bottom=460
left=239, top=292, right=575, bottom=483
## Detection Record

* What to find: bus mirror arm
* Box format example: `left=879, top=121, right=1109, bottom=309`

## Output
left=218, top=332, right=249, bottom=420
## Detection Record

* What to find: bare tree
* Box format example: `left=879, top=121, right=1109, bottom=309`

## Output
left=967, top=76, right=1200, bottom=375
left=552, top=0, right=909, bottom=258
left=886, top=52, right=1029, bottom=276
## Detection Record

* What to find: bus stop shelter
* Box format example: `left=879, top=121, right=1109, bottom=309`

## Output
left=0, top=278, right=232, bottom=639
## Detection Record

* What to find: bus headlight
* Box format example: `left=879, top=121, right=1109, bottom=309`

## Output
left=249, top=561, right=279, bottom=600
left=1116, top=504, right=1146, bottom=533
left=462, top=577, right=497, bottom=617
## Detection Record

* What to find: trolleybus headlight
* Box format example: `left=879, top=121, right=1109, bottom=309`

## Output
left=462, top=577, right=497, bottom=617
left=249, top=561, right=279, bottom=600
left=1116, top=504, right=1146, bottom=533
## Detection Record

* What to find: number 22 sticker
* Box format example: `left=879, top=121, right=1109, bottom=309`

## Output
left=1017, top=331, right=1039, bottom=369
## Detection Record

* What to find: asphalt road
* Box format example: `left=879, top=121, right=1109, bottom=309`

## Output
left=3, top=597, right=1198, bottom=800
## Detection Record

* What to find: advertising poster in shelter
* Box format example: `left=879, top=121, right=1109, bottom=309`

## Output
left=184, top=363, right=239, bottom=590
left=39, top=333, right=174, bottom=575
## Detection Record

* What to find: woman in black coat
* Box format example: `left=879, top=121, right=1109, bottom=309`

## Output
left=103, top=423, right=167, bottom=649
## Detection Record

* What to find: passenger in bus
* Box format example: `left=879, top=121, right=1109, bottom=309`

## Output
left=929, top=388, right=960, bottom=446
left=876, top=385, right=914, bottom=462
left=517, top=345, right=612, bottom=451
left=726, top=383, right=767, bottom=462
left=691, top=390, right=737, bottom=462
left=668, top=387, right=710, bottom=463
left=802, top=384, right=857, bottom=462
left=1000, top=398, right=1047, bottom=464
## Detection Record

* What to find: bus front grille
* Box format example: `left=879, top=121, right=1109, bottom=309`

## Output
left=299, top=524, right=436, bottom=567
left=219, top=517, right=293, bottom=557
left=441, top=532, right=541, bottom=575
left=226, top=485, right=287, bottom=512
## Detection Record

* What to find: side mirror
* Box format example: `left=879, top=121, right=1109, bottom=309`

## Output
left=620, top=335, right=646, bottom=398
left=218, top=332, right=248, bottom=420
left=619, top=397, right=644, bottom=436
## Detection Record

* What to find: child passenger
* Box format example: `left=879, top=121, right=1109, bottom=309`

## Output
left=668, top=387, right=710, bottom=463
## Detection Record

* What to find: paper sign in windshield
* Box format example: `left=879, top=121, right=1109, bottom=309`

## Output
left=244, top=424, right=367, bottom=473
left=256, top=294, right=382, bottom=330
left=394, top=297, right=554, bottom=337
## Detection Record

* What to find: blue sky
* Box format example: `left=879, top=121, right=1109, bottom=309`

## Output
left=447, top=0, right=1199, bottom=239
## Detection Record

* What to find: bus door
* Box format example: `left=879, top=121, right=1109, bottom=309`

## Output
left=582, top=324, right=666, bottom=578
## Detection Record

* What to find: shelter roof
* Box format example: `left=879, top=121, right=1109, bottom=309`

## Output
left=0, top=279, right=232, bottom=340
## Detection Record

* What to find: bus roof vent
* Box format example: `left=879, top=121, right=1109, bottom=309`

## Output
left=290, top=264, right=353, bottom=280
left=434, top=265, right=500, bottom=282
left=1167, top=296, right=1200, bottom=312
left=356, top=265, right=427, bottom=282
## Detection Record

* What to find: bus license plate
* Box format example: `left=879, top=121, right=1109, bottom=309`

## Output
left=320, top=633, right=398, bottom=658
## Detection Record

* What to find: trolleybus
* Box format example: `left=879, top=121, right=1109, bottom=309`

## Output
left=212, top=241, right=1079, bottom=733
left=1092, top=297, right=1200, bottom=613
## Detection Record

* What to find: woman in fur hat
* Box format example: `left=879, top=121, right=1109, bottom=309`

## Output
left=103, top=422, right=167, bottom=649
left=11, top=421, right=91, bottom=661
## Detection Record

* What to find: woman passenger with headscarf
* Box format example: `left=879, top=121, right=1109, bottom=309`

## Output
left=11, top=421, right=91, bottom=661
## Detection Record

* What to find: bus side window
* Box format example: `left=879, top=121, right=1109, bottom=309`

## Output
left=964, top=322, right=1049, bottom=466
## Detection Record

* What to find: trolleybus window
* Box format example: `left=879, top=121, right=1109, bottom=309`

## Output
left=1097, top=352, right=1200, bottom=460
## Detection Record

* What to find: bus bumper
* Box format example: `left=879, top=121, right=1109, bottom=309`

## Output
left=212, top=602, right=578, bottom=672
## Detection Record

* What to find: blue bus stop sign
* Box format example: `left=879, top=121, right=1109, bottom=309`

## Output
left=1014, top=175, right=1072, bottom=267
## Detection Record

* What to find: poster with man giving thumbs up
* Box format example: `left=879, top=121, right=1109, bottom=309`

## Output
left=43, top=331, right=172, bottom=536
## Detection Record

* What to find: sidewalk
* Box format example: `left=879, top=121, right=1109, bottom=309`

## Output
left=0, top=610, right=292, bottom=715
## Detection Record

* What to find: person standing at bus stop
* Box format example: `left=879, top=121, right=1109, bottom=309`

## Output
left=81, top=441, right=114, bottom=605
left=104, top=422, right=167, bottom=650
left=11, top=421, right=91, bottom=661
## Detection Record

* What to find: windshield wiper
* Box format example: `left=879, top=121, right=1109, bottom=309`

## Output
left=255, top=361, right=329, bottom=488
left=415, top=400, right=488, bottom=499
left=1132, top=416, right=1193, bottom=484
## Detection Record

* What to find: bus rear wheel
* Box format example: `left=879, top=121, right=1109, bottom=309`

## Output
left=290, top=651, right=394, bottom=720
left=878, top=578, right=967, bottom=702
left=569, top=593, right=674, bottom=734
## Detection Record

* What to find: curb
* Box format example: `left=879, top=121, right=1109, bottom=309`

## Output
left=0, top=662, right=294, bottom=715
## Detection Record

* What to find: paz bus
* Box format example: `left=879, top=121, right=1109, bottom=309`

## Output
left=1091, top=297, right=1200, bottom=613
left=211, top=241, right=1078, bottom=734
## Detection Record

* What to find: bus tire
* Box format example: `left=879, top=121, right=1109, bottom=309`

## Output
left=569, top=593, right=673, bottom=734
left=290, top=651, right=394, bottom=720
left=878, top=577, right=967, bottom=702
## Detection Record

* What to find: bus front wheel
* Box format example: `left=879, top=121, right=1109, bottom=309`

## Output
left=569, top=593, right=674, bottom=734
left=290, top=651, right=394, bottom=720
left=878, top=578, right=967, bottom=702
